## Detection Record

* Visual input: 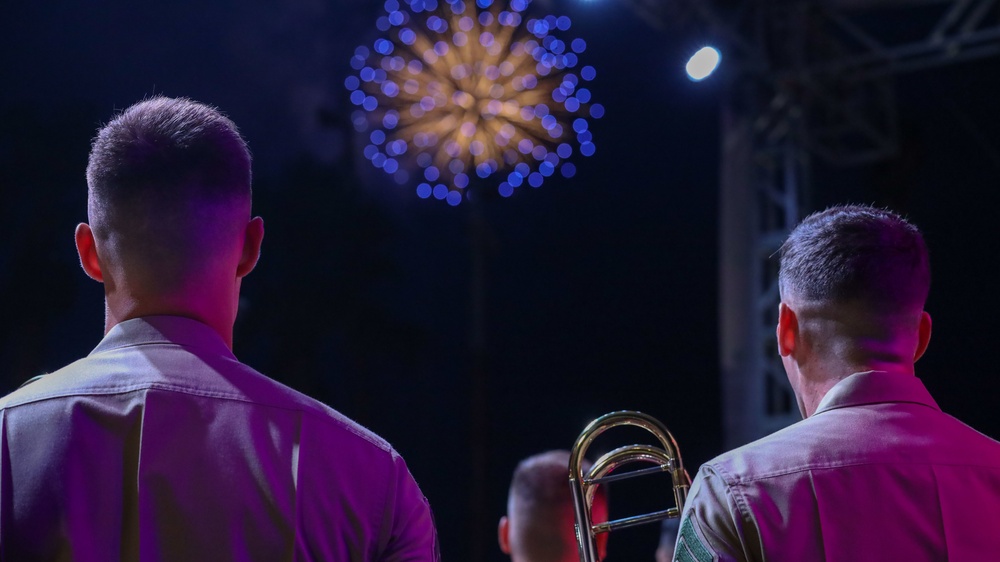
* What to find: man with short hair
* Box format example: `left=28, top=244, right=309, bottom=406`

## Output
left=673, top=205, right=1000, bottom=561
left=499, top=450, right=608, bottom=562
left=0, top=96, right=439, bottom=561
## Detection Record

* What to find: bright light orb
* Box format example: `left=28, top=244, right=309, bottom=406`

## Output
left=347, top=0, right=602, bottom=204
left=686, top=46, right=721, bottom=81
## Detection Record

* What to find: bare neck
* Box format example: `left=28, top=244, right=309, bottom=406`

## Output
left=796, top=355, right=915, bottom=418
left=103, top=277, right=240, bottom=349
left=788, top=301, right=925, bottom=418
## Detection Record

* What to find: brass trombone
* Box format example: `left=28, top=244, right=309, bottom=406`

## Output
left=569, top=410, right=690, bottom=562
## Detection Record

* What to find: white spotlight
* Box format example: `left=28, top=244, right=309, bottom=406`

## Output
left=686, top=46, right=721, bottom=81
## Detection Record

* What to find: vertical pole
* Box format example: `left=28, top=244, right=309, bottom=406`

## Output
left=468, top=192, right=490, bottom=562
left=718, top=99, right=762, bottom=450
left=719, top=83, right=805, bottom=449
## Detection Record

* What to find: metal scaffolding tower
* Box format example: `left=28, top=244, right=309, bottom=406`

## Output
left=621, top=0, right=1000, bottom=447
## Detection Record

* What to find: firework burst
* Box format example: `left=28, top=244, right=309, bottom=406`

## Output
left=345, top=0, right=603, bottom=205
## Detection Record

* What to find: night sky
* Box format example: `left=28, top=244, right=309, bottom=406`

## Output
left=2, top=1, right=999, bottom=560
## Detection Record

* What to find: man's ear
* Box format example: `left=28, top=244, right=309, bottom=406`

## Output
left=914, top=311, right=932, bottom=362
left=75, top=223, right=103, bottom=282
left=777, top=302, right=798, bottom=357
left=498, top=516, right=511, bottom=555
left=236, top=216, right=264, bottom=278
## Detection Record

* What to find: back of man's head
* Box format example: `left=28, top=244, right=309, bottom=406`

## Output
left=85, top=96, right=252, bottom=292
left=777, top=205, right=931, bottom=371
left=778, top=204, right=929, bottom=312
left=500, top=450, right=608, bottom=562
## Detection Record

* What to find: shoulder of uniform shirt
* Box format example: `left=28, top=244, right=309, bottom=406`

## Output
left=0, top=366, right=77, bottom=409
left=18, top=374, right=47, bottom=389
left=219, top=361, right=401, bottom=459
left=0, top=354, right=401, bottom=461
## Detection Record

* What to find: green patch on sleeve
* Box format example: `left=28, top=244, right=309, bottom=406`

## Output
left=674, top=516, right=716, bottom=562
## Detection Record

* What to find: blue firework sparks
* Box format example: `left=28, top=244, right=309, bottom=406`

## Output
left=346, top=0, right=604, bottom=205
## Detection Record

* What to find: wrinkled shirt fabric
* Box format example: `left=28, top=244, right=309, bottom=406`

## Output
left=0, top=316, right=439, bottom=561
left=674, top=371, right=1000, bottom=562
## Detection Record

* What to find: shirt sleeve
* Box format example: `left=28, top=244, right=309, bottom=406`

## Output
left=672, top=465, right=762, bottom=562
left=378, top=454, right=440, bottom=562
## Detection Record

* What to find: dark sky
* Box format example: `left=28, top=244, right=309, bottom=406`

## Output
left=2, top=1, right=999, bottom=560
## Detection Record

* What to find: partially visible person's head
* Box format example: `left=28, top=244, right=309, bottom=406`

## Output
left=84, top=96, right=253, bottom=294
left=499, top=450, right=608, bottom=562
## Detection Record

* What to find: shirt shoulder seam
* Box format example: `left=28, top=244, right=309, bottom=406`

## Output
left=0, top=383, right=394, bottom=454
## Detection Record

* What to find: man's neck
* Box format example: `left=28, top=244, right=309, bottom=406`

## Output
left=799, top=359, right=915, bottom=417
left=104, top=288, right=237, bottom=349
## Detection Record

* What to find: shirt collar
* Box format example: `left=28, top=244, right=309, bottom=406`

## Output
left=813, top=370, right=940, bottom=416
left=91, top=316, right=236, bottom=360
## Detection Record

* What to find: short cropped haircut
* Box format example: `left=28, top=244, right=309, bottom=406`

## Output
left=83, top=97, right=253, bottom=287
left=508, top=450, right=606, bottom=561
left=778, top=205, right=930, bottom=311
left=86, top=96, right=251, bottom=228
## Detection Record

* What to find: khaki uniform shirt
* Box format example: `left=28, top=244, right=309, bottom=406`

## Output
left=0, top=316, right=439, bottom=561
left=674, top=371, right=1000, bottom=562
